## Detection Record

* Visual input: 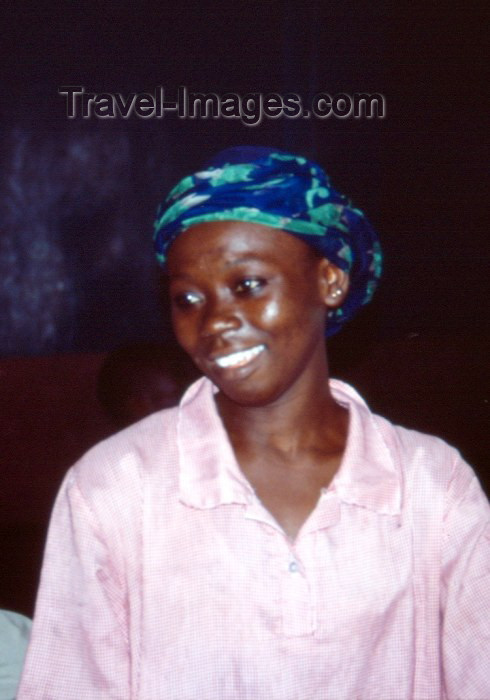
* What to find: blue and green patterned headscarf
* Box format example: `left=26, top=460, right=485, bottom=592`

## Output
left=153, top=146, right=382, bottom=336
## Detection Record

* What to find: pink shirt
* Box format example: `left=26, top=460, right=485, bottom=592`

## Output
left=18, top=378, right=490, bottom=699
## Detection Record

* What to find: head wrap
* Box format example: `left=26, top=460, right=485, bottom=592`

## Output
left=153, top=146, right=382, bottom=336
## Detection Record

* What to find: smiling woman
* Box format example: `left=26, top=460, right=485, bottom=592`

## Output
left=18, top=147, right=489, bottom=700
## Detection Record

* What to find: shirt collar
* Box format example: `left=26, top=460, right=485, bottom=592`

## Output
left=177, top=377, right=253, bottom=508
left=177, top=377, right=401, bottom=516
left=328, top=379, right=401, bottom=515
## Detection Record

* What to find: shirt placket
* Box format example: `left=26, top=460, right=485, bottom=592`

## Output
left=280, top=492, right=342, bottom=637
left=280, top=545, right=317, bottom=636
left=245, top=499, right=318, bottom=637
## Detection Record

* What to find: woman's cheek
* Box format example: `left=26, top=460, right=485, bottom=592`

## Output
left=260, top=299, right=280, bottom=325
left=172, top=314, right=196, bottom=351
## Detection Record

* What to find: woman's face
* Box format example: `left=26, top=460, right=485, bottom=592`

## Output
left=167, top=220, right=335, bottom=407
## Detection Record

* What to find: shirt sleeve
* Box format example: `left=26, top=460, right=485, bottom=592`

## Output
left=17, top=469, right=131, bottom=700
left=441, top=460, right=490, bottom=700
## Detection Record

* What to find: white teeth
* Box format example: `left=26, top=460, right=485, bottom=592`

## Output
left=215, top=345, right=265, bottom=369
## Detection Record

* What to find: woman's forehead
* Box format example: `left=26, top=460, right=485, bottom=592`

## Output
left=167, top=220, right=315, bottom=272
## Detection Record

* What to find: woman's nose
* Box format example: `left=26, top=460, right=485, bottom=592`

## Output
left=200, top=296, right=241, bottom=337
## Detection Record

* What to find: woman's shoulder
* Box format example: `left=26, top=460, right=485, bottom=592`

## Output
left=333, top=378, right=480, bottom=496
left=372, top=410, right=483, bottom=505
left=374, top=410, right=461, bottom=462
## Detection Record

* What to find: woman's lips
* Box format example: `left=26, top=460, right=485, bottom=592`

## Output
left=213, top=344, right=266, bottom=369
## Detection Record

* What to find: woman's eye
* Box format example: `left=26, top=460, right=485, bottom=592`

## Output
left=172, top=291, right=201, bottom=309
left=235, top=278, right=266, bottom=295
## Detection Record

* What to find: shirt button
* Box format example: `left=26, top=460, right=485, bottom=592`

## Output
left=289, top=561, right=299, bottom=573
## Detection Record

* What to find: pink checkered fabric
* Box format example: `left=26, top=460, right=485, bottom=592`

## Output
left=18, top=378, right=490, bottom=699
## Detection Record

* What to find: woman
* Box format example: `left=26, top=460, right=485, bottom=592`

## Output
left=19, top=147, right=489, bottom=699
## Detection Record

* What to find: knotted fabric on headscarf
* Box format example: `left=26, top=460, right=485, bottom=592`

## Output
left=153, top=146, right=382, bottom=336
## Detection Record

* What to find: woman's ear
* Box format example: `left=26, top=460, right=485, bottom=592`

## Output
left=317, top=258, right=350, bottom=308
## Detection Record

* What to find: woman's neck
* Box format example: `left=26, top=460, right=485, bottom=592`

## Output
left=215, top=371, right=348, bottom=466
left=215, top=370, right=349, bottom=540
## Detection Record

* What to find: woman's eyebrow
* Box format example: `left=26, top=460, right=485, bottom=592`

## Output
left=168, top=254, right=272, bottom=280
left=224, top=254, right=270, bottom=268
left=167, top=271, right=196, bottom=282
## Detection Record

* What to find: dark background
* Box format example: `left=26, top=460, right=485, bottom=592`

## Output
left=1, top=2, right=487, bottom=354
left=0, top=1, right=488, bottom=613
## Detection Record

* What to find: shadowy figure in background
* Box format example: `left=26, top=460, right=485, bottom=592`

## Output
left=97, top=342, right=199, bottom=429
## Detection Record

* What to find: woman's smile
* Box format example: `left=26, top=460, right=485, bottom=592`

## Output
left=213, top=343, right=266, bottom=370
